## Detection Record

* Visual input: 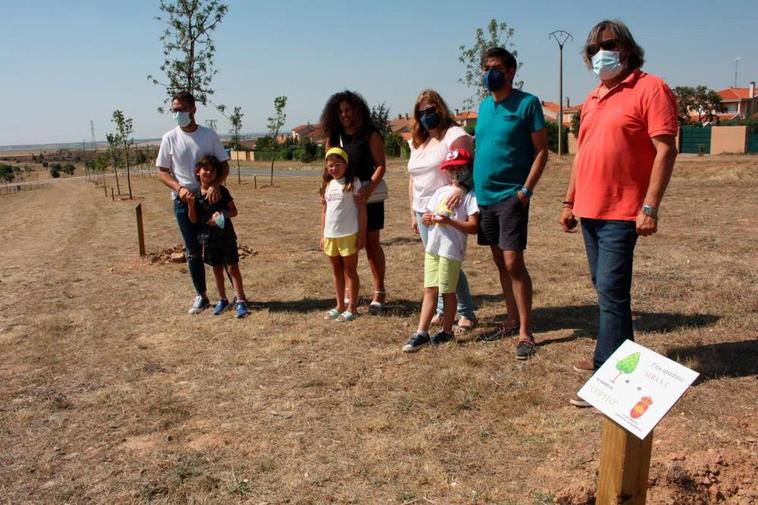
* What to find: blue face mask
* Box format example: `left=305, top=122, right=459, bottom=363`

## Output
left=419, top=110, right=440, bottom=131
left=482, top=68, right=506, bottom=92
left=173, top=111, right=192, bottom=128
left=591, top=50, right=624, bottom=81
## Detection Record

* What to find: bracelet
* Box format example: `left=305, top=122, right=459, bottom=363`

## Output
left=520, top=186, right=533, bottom=198
left=562, top=200, right=574, bottom=208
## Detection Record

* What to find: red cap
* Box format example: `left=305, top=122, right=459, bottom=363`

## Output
left=440, top=148, right=473, bottom=170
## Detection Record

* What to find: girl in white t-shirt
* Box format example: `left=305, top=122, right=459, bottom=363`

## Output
left=320, top=147, right=366, bottom=322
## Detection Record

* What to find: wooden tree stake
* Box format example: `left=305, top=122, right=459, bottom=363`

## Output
left=596, top=417, right=653, bottom=505
left=135, top=203, right=146, bottom=257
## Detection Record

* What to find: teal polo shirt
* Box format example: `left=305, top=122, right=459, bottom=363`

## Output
left=473, top=90, right=546, bottom=205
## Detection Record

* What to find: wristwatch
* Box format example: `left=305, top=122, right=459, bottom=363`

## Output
left=519, top=186, right=533, bottom=198
left=642, top=204, right=657, bottom=218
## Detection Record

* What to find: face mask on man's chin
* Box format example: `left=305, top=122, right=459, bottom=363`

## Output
left=173, top=111, right=193, bottom=128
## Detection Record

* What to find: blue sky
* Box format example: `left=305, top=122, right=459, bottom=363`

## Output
left=2, top=0, right=756, bottom=146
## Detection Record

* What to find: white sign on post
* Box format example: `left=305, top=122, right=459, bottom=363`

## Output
left=577, top=340, right=699, bottom=439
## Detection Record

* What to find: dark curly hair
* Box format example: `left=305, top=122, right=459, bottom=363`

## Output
left=320, top=90, right=375, bottom=144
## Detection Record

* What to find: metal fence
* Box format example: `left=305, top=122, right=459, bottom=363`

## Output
left=679, top=126, right=712, bottom=154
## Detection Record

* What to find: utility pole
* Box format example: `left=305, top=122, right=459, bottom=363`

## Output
left=734, top=57, right=741, bottom=87
left=90, top=120, right=97, bottom=150
left=549, top=30, right=573, bottom=157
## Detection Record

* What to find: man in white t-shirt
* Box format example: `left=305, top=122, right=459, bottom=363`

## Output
left=156, top=91, right=230, bottom=314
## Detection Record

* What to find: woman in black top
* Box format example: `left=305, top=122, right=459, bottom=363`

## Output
left=321, top=91, right=387, bottom=313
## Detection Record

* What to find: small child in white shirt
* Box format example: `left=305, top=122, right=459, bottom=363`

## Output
left=403, top=148, right=480, bottom=352
left=320, top=147, right=366, bottom=322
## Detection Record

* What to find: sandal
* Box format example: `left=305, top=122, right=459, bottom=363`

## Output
left=324, top=308, right=340, bottom=320
left=455, top=316, right=478, bottom=333
left=336, top=310, right=355, bottom=322
left=368, top=290, right=386, bottom=315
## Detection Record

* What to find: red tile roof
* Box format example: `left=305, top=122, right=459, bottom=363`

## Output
left=541, top=101, right=582, bottom=113
left=717, top=87, right=758, bottom=101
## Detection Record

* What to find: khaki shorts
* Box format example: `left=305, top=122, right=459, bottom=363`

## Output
left=323, top=234, right=358, bottom=257
left=424, top=252, right=462, bottom=294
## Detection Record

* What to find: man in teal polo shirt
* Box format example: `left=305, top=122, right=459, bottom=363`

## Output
left=474, top=47, right=549, bottom=360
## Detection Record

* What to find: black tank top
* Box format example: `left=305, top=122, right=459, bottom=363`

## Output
left=331, top=129, right=377, bottom=182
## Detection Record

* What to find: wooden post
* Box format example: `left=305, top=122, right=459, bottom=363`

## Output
left=104, top=185, right=107, bottom=197
left=596, top=417, right=653, bottom=505
left=135, top=203, right=146, bottom=257
left=111, top=188, right=114, bottom=201
left=254, top=175, right=257, bottom=189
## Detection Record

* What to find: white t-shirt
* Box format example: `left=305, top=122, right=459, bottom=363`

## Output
left=155, top=125, right=229, bottom=198
left=407, top=125, right=469, bottom=213
left=324, top=178, right=363, bottom=238
left=425, top=185, right=479, bottom=262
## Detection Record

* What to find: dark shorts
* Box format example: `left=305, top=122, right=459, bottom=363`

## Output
left=202, top=240, right=239, bottom=267
left=366, top=201, right=384, bottom=232
left=477, top=195, right=529, bottom=250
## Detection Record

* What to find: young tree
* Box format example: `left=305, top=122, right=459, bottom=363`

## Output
left=147, top=0, right=229, bottom=112
left=112, top=110, right=135, bottom=198
left=228, top=106, right=244, bottom=184
left=105, top=133, right=122, bottom=195
left=266, top=96, right=287, bottom=186
left=371, top=102, right=391, bottom=137
left=674, top=86, right=723, bottom=123
left=458, top=19, right=523, bottom=110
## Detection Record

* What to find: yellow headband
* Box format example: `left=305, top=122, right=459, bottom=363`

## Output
left=325, top=147, right=349, bottom=165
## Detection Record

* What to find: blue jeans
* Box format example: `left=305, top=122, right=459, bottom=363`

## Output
left=416, top=212, right=476, bottom=319
left=581, top=219, right=638, bottom=368
left=174, top=198, right=206, bottom=296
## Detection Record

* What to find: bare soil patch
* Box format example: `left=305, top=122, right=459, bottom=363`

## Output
left=0, top=156, right=755, bottom=504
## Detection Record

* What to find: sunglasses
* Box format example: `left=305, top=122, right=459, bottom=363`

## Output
left=418, top=106, right=437, bottom=116
left=587, top=39, right=619, bottom=56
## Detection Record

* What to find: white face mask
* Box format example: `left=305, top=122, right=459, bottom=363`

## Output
left=592, top=50, right=624, bottom=81
left=173, top=111, right=192, bottom=128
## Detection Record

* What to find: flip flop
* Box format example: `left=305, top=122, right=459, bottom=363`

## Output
left=336, top=310, right=355, bottom=322
left=324, top=308, right=340, bottom=320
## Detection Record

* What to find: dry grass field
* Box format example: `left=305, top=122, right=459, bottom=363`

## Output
left=0, top=155, right=756, bottom=504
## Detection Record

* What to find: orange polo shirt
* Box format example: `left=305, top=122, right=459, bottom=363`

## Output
left=573, top=69, right=677, bottom=221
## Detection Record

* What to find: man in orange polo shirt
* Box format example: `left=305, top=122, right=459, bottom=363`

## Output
left=559, top=20, right=678, bottom=407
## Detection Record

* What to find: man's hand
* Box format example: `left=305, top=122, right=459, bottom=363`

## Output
left=559, top=207, right=578, bottom=233
left=636, top=212, right=658, bottom=236
left=516, top=191, right=530, bottom=208
left=205, top=185, right=221, bottom=204
left=410, top=213, right=419, bottom=234
left=421, top=212, right=434, bottom=226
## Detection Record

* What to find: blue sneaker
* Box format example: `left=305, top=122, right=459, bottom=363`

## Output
left=402, top=331, right=430, bottom=353
left=213, top=298, right=230, bottom=316
left=188, top=295, right=210, bottom=314
left=235, top=300, right=249, bottom=319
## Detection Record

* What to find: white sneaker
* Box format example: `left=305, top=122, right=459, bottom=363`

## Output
left=188, top=295, right=210, bottom=314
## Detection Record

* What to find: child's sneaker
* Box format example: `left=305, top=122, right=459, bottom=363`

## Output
left=430, top=330, right=454, bottom=346
left=235, top=300, right=249, bottom=319
left=188, top=295, right=210, bottom=314
left=213, top=298, right=230, bottom=315
left=402, top=331, right=430, bottom=352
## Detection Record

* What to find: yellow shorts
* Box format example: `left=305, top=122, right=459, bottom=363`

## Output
left=323, top=234, right=358, bottom=257
left=424, top=252, right=462, bottom=294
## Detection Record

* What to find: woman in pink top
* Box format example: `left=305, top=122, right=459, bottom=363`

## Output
left=407, top=89, right=477, bottom=331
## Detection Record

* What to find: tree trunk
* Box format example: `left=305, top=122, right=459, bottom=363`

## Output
left=113, top=157, right=121, bottom=195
